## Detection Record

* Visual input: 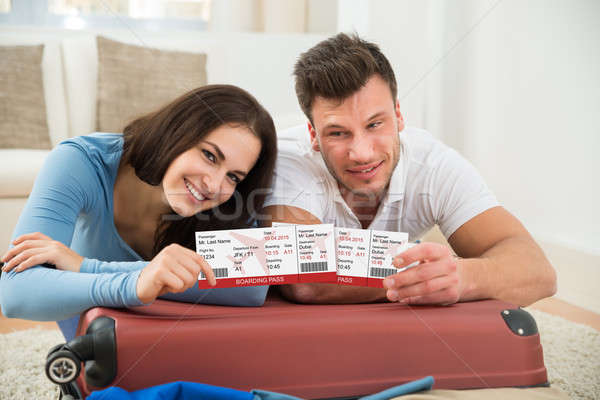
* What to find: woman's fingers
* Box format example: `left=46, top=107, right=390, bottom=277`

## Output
left=189, top=249, right=217, bottom=286
left=169, top=260, right=197, bottom=292
left=2, top=247, right=49, bottom=272
left=13, top=254, right=49, bottom=273
left=1, top=240, right=48, bottom=263
left=170, top=245, right=216, bottom=287
left=12, top=232, right=51, bottom=245
left=162, top=273, right=186, bottom=293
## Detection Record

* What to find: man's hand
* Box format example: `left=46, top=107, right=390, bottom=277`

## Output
left=383, top=242, right=461, bottom=305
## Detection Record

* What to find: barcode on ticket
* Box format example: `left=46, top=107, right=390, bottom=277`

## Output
left=200, top=268, right=229, bottom=279
left=370, top=267, right=397, bottom=278
left=300, top=261, right=329, bottom=273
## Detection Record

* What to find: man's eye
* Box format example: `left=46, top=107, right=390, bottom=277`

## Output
left=368, top=121, right=382, bottom=129
left=202, top=149, right=216, bottom=163
left=228, top=173, right=241, bottom=184
left=329, top=131, right=344, bottom=137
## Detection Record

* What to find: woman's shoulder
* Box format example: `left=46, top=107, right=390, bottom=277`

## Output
left=58, top=132, right=124, bottom=156
left=43, top=133, right=124, bottom=188
left=54, top=132, right=124, bottom=170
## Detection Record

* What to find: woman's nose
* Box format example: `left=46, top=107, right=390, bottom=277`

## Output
left=202, top=174, right=222, bottom=198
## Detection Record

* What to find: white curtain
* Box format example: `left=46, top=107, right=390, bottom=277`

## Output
left=209, top=0, right=308, bottom=33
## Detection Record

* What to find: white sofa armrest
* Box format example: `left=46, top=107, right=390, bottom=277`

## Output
left=0, top=150, right=49, bottom=198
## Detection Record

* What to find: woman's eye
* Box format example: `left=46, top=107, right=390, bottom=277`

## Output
left=202, top=149, right=216, bottom=163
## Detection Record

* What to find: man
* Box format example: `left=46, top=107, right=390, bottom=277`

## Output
left=263, top=33, right=556, bottom=307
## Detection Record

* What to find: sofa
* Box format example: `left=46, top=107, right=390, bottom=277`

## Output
left=0, top=26, right=326, bottom=250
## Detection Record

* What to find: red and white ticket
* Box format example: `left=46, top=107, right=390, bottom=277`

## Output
left=196, top=224, right=336, bottom=289
left=335, top=227, right=371, bottom=286
left=336, top=228, right=410, bottom=287
left=295, top=224, right=337, bottom=283
left=366, top=230, right=410, bottom=288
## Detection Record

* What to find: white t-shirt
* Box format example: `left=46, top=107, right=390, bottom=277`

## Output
left=264, top=125, right=499, bottom=241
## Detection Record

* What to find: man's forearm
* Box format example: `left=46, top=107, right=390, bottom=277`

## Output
left=459, top=234, right=557, bottom=306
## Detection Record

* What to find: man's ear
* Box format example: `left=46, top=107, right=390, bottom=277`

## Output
left=308, top=121, right=320, bottom=152
left=395, top=100, right=405, bottom=132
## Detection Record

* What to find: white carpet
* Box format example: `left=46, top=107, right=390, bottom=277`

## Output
left=0, top=309, right=598, bottom=399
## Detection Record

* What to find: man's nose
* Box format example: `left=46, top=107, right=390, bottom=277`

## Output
left=347, top=133, right=374, bottom=163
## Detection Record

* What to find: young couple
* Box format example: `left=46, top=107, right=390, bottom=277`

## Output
left=0, top=33, right=556, bottom=341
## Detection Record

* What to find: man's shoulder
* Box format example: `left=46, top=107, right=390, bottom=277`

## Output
left=401, top=126, right=451, bottom=170
left=275, top=126, right=330, bottom=183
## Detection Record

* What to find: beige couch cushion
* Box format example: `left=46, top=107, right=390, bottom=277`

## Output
left=0, top=149, right=49, bottom=198
left=0, top=45, right=52, bottom=149
left=96, top=36, right=207, bottom=133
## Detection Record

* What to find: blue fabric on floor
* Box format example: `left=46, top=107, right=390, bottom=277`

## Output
left=86, top=381, right=254, bottom=400
left=250, top=389, right=303, bottom=400
left=360, top=376, right=434, bottom=400
left=86, top=376, right=434, bottom=400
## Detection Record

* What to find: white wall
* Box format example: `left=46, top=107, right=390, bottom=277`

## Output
left=366, top=0, right=600, bottom=312
left=432, top=0, right=599, bottom=254
left=366, top=0, right=433, bottom=129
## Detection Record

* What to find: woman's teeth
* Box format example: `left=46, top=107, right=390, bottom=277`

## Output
left=185, top=180, right=205, bottom=202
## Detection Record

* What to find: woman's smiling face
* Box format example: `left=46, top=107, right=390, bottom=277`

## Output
left=162, top=124, right=262, bottom=217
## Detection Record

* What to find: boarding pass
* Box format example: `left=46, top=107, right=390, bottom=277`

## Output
left=335, top=228, right=416, bottom=288
left=196, top=224, right=337, bottom=289
left=273, top=223, right=416, bottom=287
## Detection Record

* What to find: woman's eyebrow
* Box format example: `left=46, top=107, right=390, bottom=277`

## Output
left=203, top=141, right=226, bottom=161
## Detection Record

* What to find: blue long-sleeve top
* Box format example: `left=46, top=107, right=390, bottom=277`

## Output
left=0, top=133, right=268, bottom=341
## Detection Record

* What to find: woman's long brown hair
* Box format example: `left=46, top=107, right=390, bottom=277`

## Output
left=120, top=85, right=277, bottom=257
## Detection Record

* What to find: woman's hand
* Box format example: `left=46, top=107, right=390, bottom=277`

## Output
left=136, top=243, right=217, bottom=304
left=1, top=232, right=84, bottom=273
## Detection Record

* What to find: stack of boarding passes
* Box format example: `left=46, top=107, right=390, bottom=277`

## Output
left=196, top=223, right=417, bottom=289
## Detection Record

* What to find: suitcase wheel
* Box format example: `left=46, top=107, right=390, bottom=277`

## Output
left=45, top=349, right=81, bottom=385
left=47, top=343, right=65, bottom=358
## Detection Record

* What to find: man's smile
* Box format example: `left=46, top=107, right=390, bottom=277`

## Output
left=345, top=160, right=384, bottom=180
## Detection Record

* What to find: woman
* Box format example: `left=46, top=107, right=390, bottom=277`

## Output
left=0, top=85, right=277, bottom=341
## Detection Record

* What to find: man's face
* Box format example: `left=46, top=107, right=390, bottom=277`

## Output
left=308, top=75, right=405, bottom=202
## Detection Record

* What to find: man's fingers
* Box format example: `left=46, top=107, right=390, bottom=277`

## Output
left=404, top=287, right=460, bottom=305
left=386, top=274, right=457, bottom=301
left=384, top=260, right=455, bottom=289
left=393, top=242, right=450, bottom=268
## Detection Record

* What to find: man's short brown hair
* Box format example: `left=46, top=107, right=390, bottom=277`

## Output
left=294, top=33, right=398, bottom=122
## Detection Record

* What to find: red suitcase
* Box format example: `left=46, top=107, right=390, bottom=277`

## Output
left=45, top=292, right=548, bottom=399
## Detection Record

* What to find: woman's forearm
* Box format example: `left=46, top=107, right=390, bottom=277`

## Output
left=80, top=258, right=148, bottom=274
left=0, top=266, right=143, bottom=321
